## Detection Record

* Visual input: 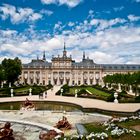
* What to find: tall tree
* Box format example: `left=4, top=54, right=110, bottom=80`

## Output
left=2, top=57, right=22, bottom=84
left=0, top=64, right=5, bottom=85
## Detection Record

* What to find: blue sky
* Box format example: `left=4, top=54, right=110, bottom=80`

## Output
left=0, top=0, right=140, bottom=64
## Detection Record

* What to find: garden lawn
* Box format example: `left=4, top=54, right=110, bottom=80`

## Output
left=86, top=87, right=110, bottom=97
left=69, top=86, right=110, bottom=99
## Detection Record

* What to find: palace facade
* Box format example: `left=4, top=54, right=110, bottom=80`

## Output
left=20, top=44, right=140, bottom=86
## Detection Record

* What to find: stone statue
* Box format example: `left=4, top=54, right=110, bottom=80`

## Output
left=55, top=116, right=72, bottom=130
left=21, top=98, right=35, bottom=111
left=0, top=122, right=15, bottom=140
left=39, top=130, right=64, bottom=140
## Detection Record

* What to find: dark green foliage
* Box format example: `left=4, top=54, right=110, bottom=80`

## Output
left=107, top=93, right=114, bottom=102
left=119, top=90, right=128, bottom=97
left=93, top=85, right=115, bottom=94
left=62, top=84, right=70, bottom=93
left=0, top=85, right=47, bottom=97
left=0, top=64, right=5, bottom=84
left=1, top=57, right=22, bottom=84
left=135, top=95, right=140, bottom=103
left=80, top=84, right=87, bottom=87
left=0, top=88, right=10, bottom=97
left=103, top=71, right=140, bottom=95
left=47, top=83, right=53, bottom=89
left=32, top=85, right=46, bottom=95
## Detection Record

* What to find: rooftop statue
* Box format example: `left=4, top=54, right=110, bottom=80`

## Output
left=0, top=122, right=15, bottom=140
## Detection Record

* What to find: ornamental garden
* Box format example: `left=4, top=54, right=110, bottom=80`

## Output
left=0, top=57, right=140, bottom=140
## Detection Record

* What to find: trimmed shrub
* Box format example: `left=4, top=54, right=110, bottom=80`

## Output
left=47, top=83, right=53, bottom=89
left=62, top=84, right=70, bottom=93
left=107, top=93, right=114, bottom=102
left=135, top=95, right=140, bottom=103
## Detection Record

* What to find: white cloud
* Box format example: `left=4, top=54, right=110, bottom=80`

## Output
left=0, top=4, right=42, bottom=24
left=0, top=14, right=140, bottom=64
left=68, top=22, right=75, bottom=27
left=134, top=0, right=140, bottom=2
left=90, top=18, right=126, bottom=30
left=41, top=0, right=83, bottom=8
left=0, top=29, right=17, bottom=36
left=40, top=9, right=53, bottom=16
left=41, top=0, right=56, bottom=4
left=128, top=14, right=140, bottom=22
left=113, top=6, right=124, bottom=12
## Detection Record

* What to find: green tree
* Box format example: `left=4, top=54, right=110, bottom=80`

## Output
left=0, top=64, right=5, bottom=85
left=2, top=57, right=22, bottom=84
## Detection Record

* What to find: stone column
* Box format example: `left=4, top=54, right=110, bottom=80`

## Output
left=51, top=72, right=53, bottom=85
left=33, top=71, right=36, bottom=84
left=64, top=72, right=66, bottom=85
left=40, top=70, right=43, bottom=85
left=81, top=72, right=84, bottom=85
left=27, top=71, right=30, bottom=84
left=93, top=72, right=96, bottom=85
left=69, top=72, right=72, bottom=86
left=87, top=72, right=90, bottom=85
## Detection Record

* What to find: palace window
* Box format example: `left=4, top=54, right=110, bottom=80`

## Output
left=78, top=81, right=81, bottom=85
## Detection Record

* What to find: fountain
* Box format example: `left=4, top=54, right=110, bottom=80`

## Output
left=20, top=98, right=35, bottom=111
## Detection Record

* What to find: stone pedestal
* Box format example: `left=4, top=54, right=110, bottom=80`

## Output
left=11, top=89, right=14, bottom=97
left=129, top=85, right=133, bottom=93
left=60, top=88, right=63, bottom=96
left=29, top=88, right=32, bottom=96
left=43, top=92, right=45, bottom=99
left=114, top=92, right=118, bottom=103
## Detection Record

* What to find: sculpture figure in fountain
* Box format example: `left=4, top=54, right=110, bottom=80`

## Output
left=55, top=116, right=72, bottom=130
left=21, top=98, right=35, bottom=111
left=0, top=122, right=14, bottom=140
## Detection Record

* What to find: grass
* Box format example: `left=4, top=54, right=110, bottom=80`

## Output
left=86, top=87, right=110, bottom=97
left=68, top=86, right=110, bottom=100
left=84, top=122, right=106, bottom=133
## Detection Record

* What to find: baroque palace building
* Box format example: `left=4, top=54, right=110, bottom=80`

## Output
left=20, top=43, right=140, bottom=86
